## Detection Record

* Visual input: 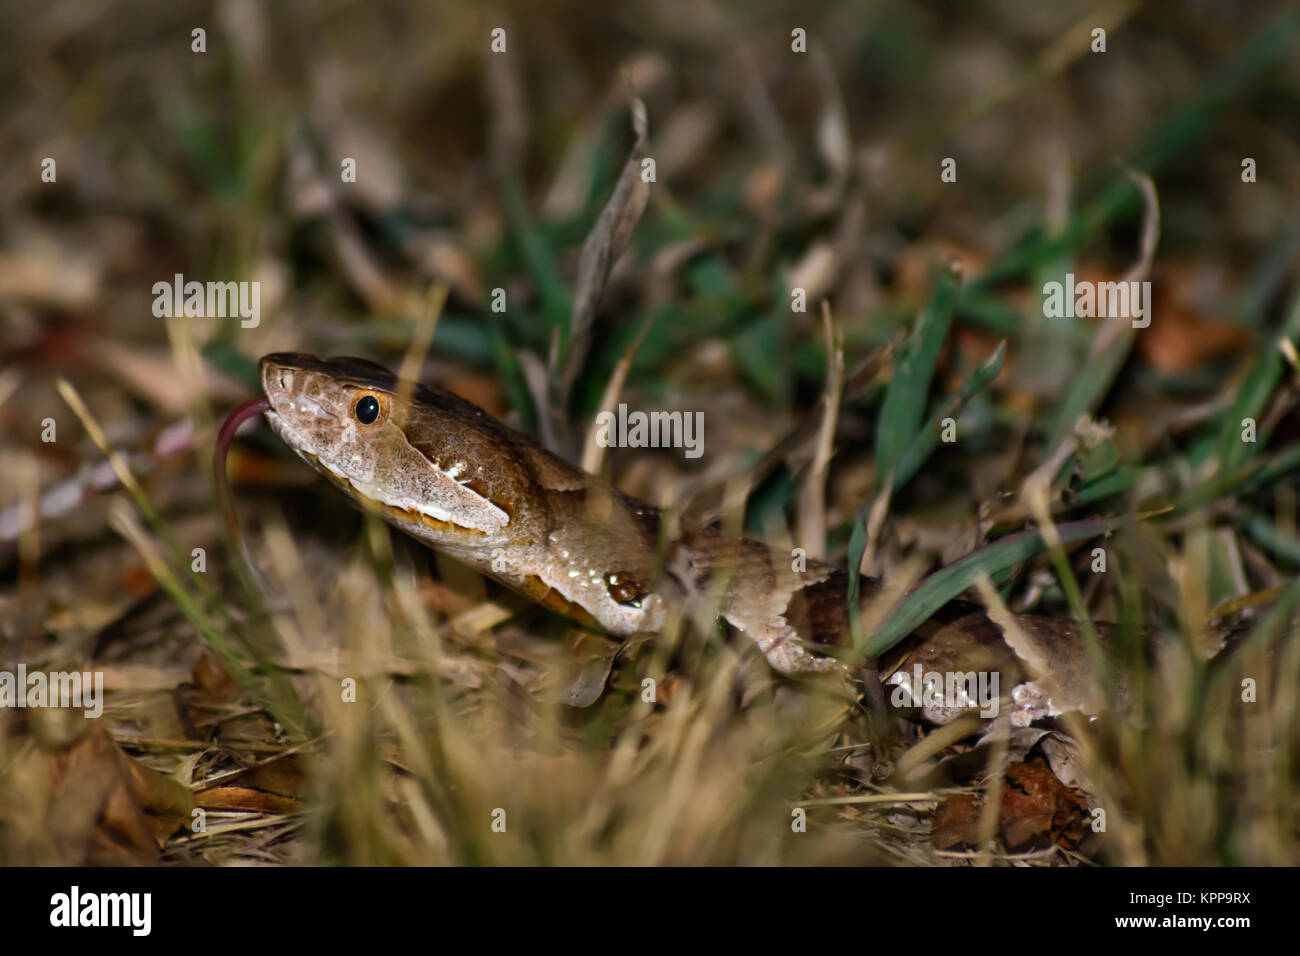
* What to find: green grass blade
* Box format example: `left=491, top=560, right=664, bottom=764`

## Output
left=893, top=340, right=1006, bottom=488
left=865, top=516, right=1111, bottom=656
left=875, top=268, right=959, bottom=484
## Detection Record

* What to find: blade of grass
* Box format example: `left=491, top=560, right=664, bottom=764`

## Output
left=865, top=515, right=1113, bottom=656
left=109, top=500, right=313, bottom=738
left=893, top=339, right=1006, bottom=489
left=875, top=265, right=959, bottom=484
left=1214, top=286, right=1300, bottom=472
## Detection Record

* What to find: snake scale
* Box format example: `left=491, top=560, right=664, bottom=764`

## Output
left=217, top=352, right=1190, bottom=726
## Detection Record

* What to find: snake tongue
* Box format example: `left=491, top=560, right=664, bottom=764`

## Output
left=214, top=396, right=272, bottom=548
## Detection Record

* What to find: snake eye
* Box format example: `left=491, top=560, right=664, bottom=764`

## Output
left=605, top=571, right=647, bottom=607
left=354, top=395, right=380, bottom=425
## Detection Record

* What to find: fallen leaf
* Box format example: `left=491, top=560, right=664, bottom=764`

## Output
left=931, top=762, right=1088, bottom=851
left=192, top=650, right=242, bottom=703
left=558, top=630, right=623, bottom=707
left=931, top=793, right=981, bottom=849
left=1136, top=268, right=1252, bottom=374
left=999, top=761, right=1088, bottom=851
left=194, top=786, right=299, bottom=814
left=39, top=725, right=194, bottom=864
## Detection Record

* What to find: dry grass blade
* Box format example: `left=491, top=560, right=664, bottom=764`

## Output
left=561, top=96, right=650, bottom=391
left=796, top=302, right=844, bottom=559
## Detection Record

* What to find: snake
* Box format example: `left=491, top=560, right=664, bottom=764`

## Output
left=214, top=352, right=1207, bottom=726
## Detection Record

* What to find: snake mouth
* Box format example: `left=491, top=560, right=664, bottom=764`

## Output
left=269, top=390, right=338, bottom=424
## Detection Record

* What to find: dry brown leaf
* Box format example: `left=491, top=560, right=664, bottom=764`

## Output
left=999, top=761, right=1088, bottom=851
left=178, top=651, right=278, bottom=742
left=192, top=650, right=242, bottom=703
left=194, top=786, right=300, bottom=814
left=894, top=238, right=989, bottom=301
left=238, top=755, right=307, bottom=798
left=1136, top=286, right=1252, bottom=374
left=743, top=163, right=785, bottom=216
left=0, top=249, right=100, bottom=309
left=89, top=338, right=245, bottom=414
left=43, top=725, right=194, bottom=864
left=558, top=630, right=623, bottom=707
left=931, top=793, right=981, bottom=849
left=932, top=762, right=1087, bottom=851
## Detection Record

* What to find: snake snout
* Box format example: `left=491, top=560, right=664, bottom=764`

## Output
left=258, top=353, right=306, bottom=402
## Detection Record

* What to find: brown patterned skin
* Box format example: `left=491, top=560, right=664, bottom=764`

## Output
left=259, top=353, right=856, bottom=674
left=256, top=353, right=1155, bottom=722
left=259, top=354, right=667, bottom=640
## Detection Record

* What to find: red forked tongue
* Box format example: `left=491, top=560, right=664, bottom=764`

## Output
left=215, top=396, right=271, bottom=549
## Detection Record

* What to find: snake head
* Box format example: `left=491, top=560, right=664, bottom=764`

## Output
left=259, top=353, right=401, bottom=487
left=258, top=352, right=515, bottom=541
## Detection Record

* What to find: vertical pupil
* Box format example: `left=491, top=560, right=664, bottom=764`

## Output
left=355, top=396, right=379, bottom=424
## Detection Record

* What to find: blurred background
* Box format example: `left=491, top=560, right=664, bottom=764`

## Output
left=2, top=0, right=1299, bottom=866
